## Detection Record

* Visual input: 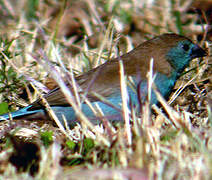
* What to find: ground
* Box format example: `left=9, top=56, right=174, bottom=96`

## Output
left=0, top=0, right=211, bottom=179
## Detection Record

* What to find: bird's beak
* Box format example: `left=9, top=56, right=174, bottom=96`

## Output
left=191, top=44, right=207, bottom=59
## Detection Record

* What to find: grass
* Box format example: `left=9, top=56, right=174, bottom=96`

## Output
left=0, top=0, right=211, bottom=179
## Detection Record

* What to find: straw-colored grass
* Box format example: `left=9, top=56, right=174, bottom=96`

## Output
left=0, top=0, right=211, bottom=179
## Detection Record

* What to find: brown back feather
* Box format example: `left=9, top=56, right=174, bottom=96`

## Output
left=32, top=33, right=190, bottom=107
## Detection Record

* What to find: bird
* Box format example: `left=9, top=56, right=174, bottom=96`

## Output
left=0, top=33, right=207, bottom=125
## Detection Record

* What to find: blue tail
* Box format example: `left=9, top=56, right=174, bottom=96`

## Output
left=0, top=105, right=43, bottom=121
left=0, top=95, right=123, bottom=124
left=0, top=87, right=138, bottom=124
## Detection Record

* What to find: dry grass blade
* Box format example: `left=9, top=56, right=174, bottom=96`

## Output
left=119, top=58, right=132, bottom=146
left=0, top=0, right=211, bottom=179
left=34, top=50, right=110, bottom=147
left=153, top=85, right=181, bottom=129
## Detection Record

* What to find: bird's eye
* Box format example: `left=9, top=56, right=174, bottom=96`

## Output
left=182, top=44, right=190, bottom=51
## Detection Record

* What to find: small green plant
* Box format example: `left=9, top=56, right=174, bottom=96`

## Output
left=0, top=37, right=23, bottom=113
left=83, top=138, right=95, bottom=155
left=0, top=102, right=9, bottom=114
left=40, top=131, right=53, bottom=147
left=66, top=140, right=76, bottom=151
left=26, top=0, right=39, bottom=21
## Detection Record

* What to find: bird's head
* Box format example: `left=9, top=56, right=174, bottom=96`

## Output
left=165, top=35, right=207, bottom=73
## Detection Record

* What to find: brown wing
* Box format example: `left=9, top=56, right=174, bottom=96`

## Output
left=31, top=33, right=188, bottom=108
